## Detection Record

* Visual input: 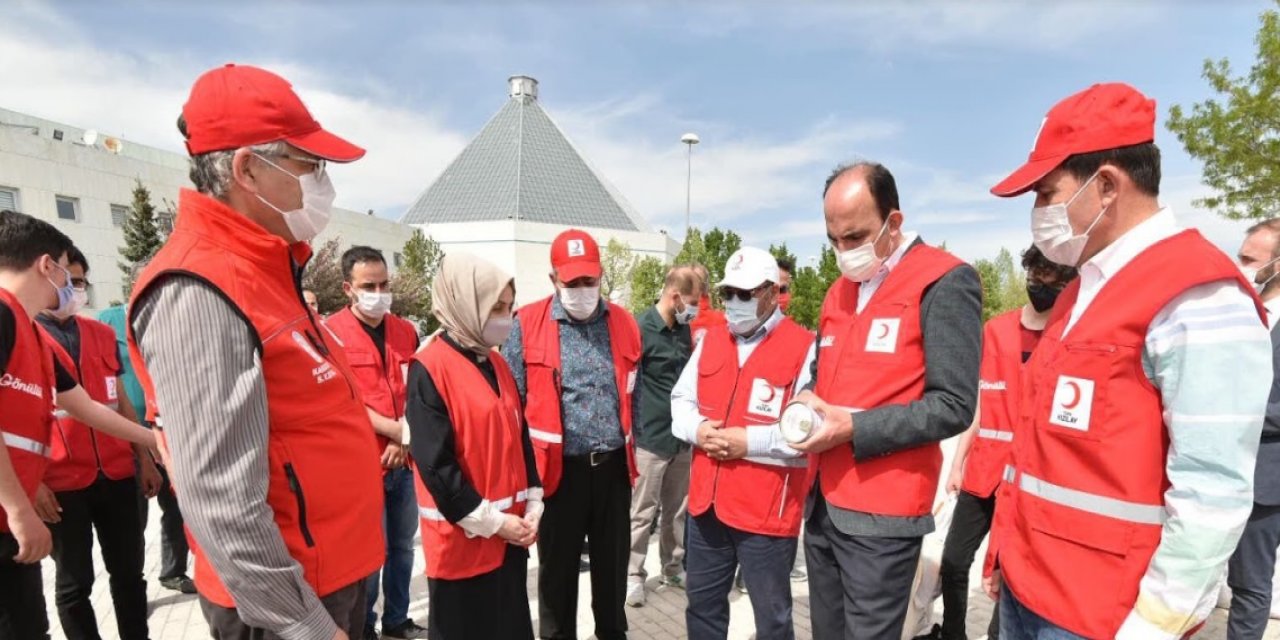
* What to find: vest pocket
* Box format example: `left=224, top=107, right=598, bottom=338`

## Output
left=283, top=463, right=316, bottom=548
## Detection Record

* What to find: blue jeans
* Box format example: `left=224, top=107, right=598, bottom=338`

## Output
left=365, top=467, right=419, bottom=630
left=1000, top=588, right=1088, bottom=640
left=686, top=509, right=797, bottom=640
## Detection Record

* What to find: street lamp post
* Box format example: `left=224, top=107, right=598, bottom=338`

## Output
left=681, top=132, right=700, bottom=235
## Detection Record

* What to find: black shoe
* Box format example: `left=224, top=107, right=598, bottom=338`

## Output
left=363, top=626, right=377, bottom=640
left=382, top=620, right=430, bottom=639
left=159, top=575, right=196, bottom=594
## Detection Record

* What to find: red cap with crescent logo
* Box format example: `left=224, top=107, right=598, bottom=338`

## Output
left=991, top=83, right=1155, bottom=198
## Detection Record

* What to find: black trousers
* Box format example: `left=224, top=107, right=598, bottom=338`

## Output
left=50, top=475, right=149, bottom=640
left=537, top=451, right=631, bottom=640
left=428, top=544, right=534, bottom=640
left=137, top=462, right=189, bottom=580
left=1227, top=503, right=1280, bottom=640
left=805, top=492, right=922, bottom=640
left=0, top=532, right=50, bottom=640
left=200, top=578, right=367, bottom=639
left=939, top=490, right=999, bottom=640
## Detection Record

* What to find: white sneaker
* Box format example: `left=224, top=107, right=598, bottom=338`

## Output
left=626, top=582, right=646, bottom=607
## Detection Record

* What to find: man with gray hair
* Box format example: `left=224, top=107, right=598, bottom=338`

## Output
left=127, top=64, right=385, bottom=640
left=1228, top=217, right=1280, bottom=639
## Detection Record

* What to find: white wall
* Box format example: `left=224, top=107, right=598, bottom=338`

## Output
left=0, top=108, right=414, bottom=311
left=417, top=219, right=682, bottom=305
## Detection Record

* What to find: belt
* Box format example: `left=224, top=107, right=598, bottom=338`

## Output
left=566, top=448, right=624, bottom=467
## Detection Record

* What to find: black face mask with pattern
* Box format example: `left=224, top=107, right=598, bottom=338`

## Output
left=1027, top=282, right=1061, bottom=313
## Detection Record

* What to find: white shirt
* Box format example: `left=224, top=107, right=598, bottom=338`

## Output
left=670, top=308, right=816, bottom=458
left=1264, top=296, right=1280, bottom=328
left=857, top=231, right=919, bottom=313
left=1065, top=209, right=1179, bottom=335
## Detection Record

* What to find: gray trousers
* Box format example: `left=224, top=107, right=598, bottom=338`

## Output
left=1228, top=503, right=1280, bottom=640
left=199, top=579, right=367, bottom=639
left=627, top=446, right=691, bottom=583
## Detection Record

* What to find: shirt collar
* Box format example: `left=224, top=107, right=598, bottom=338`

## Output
left=864, top=231, right=919, bottom=289
left=1264, top=296, right=1280, bottom=327
left=1080, top=207, right=1179, bottom=282
left=550, top=294, right=608, bottom=323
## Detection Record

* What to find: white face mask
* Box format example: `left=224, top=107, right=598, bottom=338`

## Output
left=354, top=291, right=392, bottom=320
left=254, top=153, right=336, bottom=243
left=482, top=314, right=514, bottom=347
left=46, top=262, right=77, bottom=316
left=1031, top=172, right=1108, bottom=267
left=55, top=288, right=88, bottom=319
left=674, top=297, right=699, bottom=325
left=724, top=297, right=763, bottom=336
left=838, top=220, right=889, bottom=282
left=1242, top=256, right=1280, bottom=293
left=559, top=285, right=601, bottom=320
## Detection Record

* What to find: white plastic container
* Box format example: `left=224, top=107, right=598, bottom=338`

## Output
left=779, top=401, right=822, bottom=444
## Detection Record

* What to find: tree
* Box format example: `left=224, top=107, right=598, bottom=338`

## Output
left=769, top=242, right=798, bottom=272
left=301, top=237, right=346, bottom=314
left=394, top=229, right=445, bottom=333
left=600, top=238, right=639, bottom=303
left=674, top=227, right=708, bottom=267
left=118, top=180, right=164, bottom=298
left=788, top=246, right=841, bottom=329
left=1167, top=4, right=1280, bottom=220
left=973, top=247, right=1026, bottom=322
left=702, top=227, right=743, bottom=287
left=629, top=257, right=668, bottom=314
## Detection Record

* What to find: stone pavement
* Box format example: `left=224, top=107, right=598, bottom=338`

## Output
left=38, top=505, right=1280, bottom=639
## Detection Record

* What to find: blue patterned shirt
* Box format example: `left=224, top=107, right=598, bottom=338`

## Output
left=504, top=295, right=638, bottom=456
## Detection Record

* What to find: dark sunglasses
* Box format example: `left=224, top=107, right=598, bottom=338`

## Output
left=778, top=285, right=790, bottom=294
left=719, top=285, right=766, bottom=303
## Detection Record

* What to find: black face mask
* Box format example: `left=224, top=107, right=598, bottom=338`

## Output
left=1027, top=283, right=1061, bottom=313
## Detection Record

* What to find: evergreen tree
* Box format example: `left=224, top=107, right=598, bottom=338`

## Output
left=118, top=180, right=164, bottom=298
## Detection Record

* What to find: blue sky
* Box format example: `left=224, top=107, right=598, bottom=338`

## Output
left=3, top=1, right=1271, bottom=266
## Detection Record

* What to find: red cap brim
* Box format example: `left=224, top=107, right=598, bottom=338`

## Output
left=556, top=261, right=603, bottom=282
left=287, top=127, right=365, bottom=163
left=990, top=154, right=1067, bottom=198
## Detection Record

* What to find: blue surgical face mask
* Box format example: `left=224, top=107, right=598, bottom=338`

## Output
left=724, top=297, right=763, bottom=336
left=47, top=261, right=77, bottom=315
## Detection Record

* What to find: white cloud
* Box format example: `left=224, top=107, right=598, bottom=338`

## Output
left=0, top=4, right=468, bottom=217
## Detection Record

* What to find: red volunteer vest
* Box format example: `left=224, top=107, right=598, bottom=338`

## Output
left=413, top=338, right=529, bottom=580
left=325, top=307, right=408, bottom=456
left=816, top=243, right=964, bottom=516
left=995, top=230, right=1264, bottom=639
left=517, top=296, right=640, bottom=497
left=384, top=313, right=419, bottom=362
left=127, top=189, right=385, bottom=606
left=691, top=318, right=815, bottom=537
left=0, top=290, right=56, bottom=533
left=43, top=317, right=136, bottom=492
left=690, top=295, right=728, bottom=348
left=960, top=310, right=1026, bottom=498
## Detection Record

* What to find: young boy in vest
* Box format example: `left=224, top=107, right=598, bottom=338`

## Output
left=33, top=246, right=163, bottom=640
left=0, top=210, right=156, bottom=639
left=671, top=247, right=815, bottom=640
left=793, top=161, right=984, bottom=640
left=984, top=83, right=1271, bottom=639
left=935, top=245, right=1077, bottom=640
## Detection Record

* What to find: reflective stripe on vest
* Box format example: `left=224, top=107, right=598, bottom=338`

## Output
left=744, top=455, right=807, bottom=468
left=52, top=401, right=119, bottom=420
left=529, top=428, right=562, bottom=444
left=977, top=428, right=1014, bottom=442
left=419, top=489, right=529, bottom=522
left=1005, top=465, right=1166, bottom=526
left=4, top=432, right=52, bottom=458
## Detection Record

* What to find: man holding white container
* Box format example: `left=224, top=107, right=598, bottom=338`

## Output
left=670, top=246, right=816, bottom=640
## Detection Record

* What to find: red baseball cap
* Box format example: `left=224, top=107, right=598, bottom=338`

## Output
left=550, top=229, right=602, bottom=282
left=181, top=63, right=365, bottom=162
left=991, top=83, right=1155, bottom=197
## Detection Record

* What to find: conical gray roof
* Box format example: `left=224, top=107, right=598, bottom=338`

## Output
left=401, top=76, right=649, bottom=232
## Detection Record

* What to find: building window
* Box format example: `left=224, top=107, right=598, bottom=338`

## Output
left=157, top=211, right=174, bottom=233
left=0, top=187, right=18, bottom=212
left=111, top=204, right=129, bottom=227
left=55, top=196, right=79, bottom=222
left=394, top=252, right=404, bottom=268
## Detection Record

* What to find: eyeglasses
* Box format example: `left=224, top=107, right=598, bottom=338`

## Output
left=261, top=152, right=327, bottom=179
left=70, top=277, right=91, bottom=290
left=719, top=285, right=766, bottom=303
